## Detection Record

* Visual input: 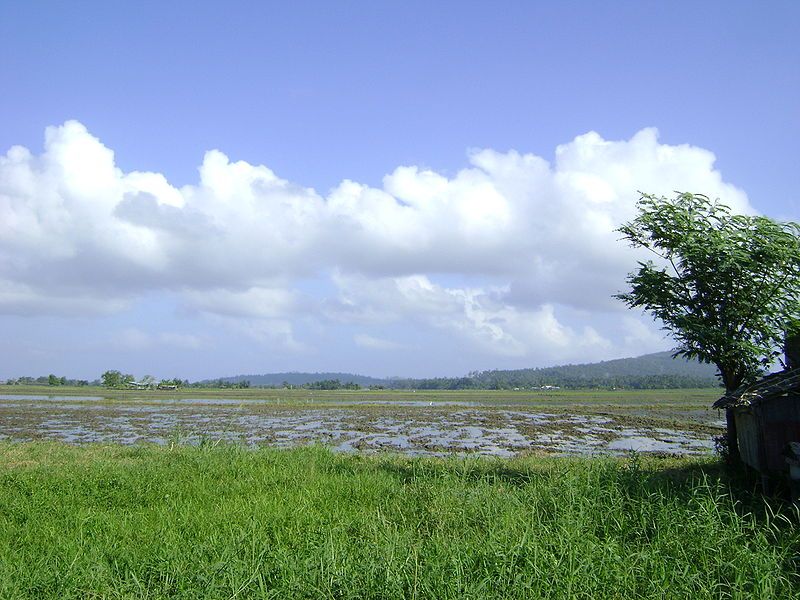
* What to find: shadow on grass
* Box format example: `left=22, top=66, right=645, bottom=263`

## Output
left=333, top=449, right=798, bottom=526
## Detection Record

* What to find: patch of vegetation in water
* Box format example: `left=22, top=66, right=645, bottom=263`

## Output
left=0, top=442, right=797, bottom=598
left=0, top=385, right=722, bottom=405
left=0, top=399, right=719, bottom=456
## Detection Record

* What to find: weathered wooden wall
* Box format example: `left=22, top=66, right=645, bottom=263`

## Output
left=735, top=409, right=761, bottom=471
left=736, top=395, right=800, bottom=474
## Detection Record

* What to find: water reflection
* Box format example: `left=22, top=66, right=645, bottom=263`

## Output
left=0, top=396, right=716, bottom=457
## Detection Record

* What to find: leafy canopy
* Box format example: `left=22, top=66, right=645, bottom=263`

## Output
left=615, top=192, right=800, bottom=391
left=101, top=370, right=134, bottom=388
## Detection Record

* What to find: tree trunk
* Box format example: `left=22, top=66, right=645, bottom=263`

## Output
left=720, top=366, right=742, bottom=466
left=786, top=327, right=800, bottom=370
left=725, top=407, right=740, bottom=464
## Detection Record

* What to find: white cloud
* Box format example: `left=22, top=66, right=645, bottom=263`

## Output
left=0, top=279, right=129, bottom=316
left=158, top=332, right=207, bottom=350
left=115, top=328, right=206, bottom=351
left=182, top=286, right=305, bottom=320
left=197, top=312, right=305, bottom=353
left=353, top=334, right=404, bottom=350
left=0, top=121, right=755, bottom=361
left=329, top=273, right=613, bottom=360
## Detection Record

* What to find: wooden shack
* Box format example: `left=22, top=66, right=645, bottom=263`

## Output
left=714, top=329, right=800, bottom=488
left=714, top=329, right=800, bottom=487
left=714, top=369, right=800, bottom=477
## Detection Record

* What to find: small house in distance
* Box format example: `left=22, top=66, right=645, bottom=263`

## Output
left=714, top=333, right=800, bottom=487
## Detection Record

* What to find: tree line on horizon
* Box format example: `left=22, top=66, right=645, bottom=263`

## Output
left=4, top=370, right=719, bottom=391
left=5, top=375, right=92, bottom=387
left=4, top=350, right=723, bottom=391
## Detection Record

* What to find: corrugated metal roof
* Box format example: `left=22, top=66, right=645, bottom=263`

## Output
left=713, top=368, right=800, bottom=409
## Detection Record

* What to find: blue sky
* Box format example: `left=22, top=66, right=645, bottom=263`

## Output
left=0, top=1, right=798, bottom=380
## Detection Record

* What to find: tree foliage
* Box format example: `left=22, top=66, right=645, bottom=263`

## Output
left=615, top=192, right=800, bottom=392
left=101, top=370, right=134, bottom=388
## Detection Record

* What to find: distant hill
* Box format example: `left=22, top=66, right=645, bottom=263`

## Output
left=467, top=351, right=720, bottom=390
left=209, top=351, right=721, bottom=390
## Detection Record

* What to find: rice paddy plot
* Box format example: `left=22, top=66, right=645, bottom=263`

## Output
left=0, top=388, right=723, bottom=456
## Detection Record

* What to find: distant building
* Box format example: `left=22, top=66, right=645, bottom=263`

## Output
left=126, top=381, right=151, bottom=390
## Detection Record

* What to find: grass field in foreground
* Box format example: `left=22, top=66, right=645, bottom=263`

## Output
left=0, top=443, right=798, bottom=599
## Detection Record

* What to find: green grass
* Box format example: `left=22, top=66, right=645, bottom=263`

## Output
left=0, top=443, right=797, bottom=598
left=1, top=384, right=721, bottom=407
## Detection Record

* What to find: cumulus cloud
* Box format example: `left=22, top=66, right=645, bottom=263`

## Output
left=115, top=328, right=206, bottom=351
left=0, top=121, right=754, bottom=361
left=330, top=273, right=614, bottom=360
left=353, top=334, right=405, bottom=350
left=207, top=315, right=304, bottom=352
left=182, top=286, right=307, bottom=320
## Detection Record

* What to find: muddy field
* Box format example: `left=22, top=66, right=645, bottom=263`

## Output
left=0, top=388, right=724, bottom=457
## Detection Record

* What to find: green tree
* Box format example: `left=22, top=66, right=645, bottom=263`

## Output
left=616, top=192, right=800, bottom=458
left=101, top=370, right=122, bottom=388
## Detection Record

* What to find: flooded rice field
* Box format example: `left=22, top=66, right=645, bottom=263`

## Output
left=0, top=393, right=723, bottom=457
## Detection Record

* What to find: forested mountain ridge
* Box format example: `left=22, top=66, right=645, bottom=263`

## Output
left=213, top=351, right=720, bottom=390
left=469, top=351, right=720, bottom=390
